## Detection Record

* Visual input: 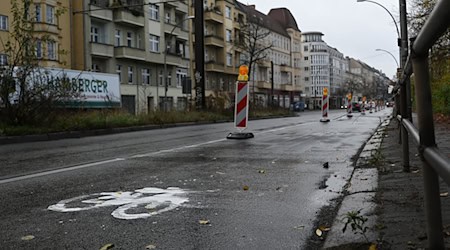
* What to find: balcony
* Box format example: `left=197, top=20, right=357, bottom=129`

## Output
left=204, top=10, right=223, bottom=23
left=205, top=35, right=224, bottom=47
left=114, top=46, right=146, bottom=61
left=90, top=42, right=114, bottom=58
left=166, top=52, right=187, bottom=66
left=258, top=59, right=271, bottom=68
left=256, top=81, right=271, bottom=89
left=33, top=23, right=59, bottom=34
left=280, top=84, right=294, bottom=91
left=205, top=61, right=224, bottom=72
left=279, top=64, right=293, bottom=73
left=224, top=66, right=238, bottom=75
left=164, top=25, right=189, bottom=40
left=89, top=5, right=113, bottom=21
left=113, top=9, right=144, bottom=27
left=165, top=1, right=188, bottom=12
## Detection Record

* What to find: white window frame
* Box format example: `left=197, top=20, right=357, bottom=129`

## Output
left=47, top=40, right=56, bottom=60
left=225, top=6, right=231, bottom=19
left=226, top=53, right=232, bottom=66
left=165, top=12, right=170, bottom=23
left=176, top=69, right=186, bottom=88
left=142, top=68, right=150, bottom=85
left=128, top=66, right=134, bottom=84
left=116, top=65, right=122, bottom=82
left=91, top=26, right=99, bottom=43
left=35, top=40, right=42, bottom=58
left=149, top=4, right=159, bottom=20
left=0, top=54, right=7, bottom=66
left=149, top=34, right=160, bottom=52
left=0, top=15, right=8, bottom=30
left=115, top=29, right=121, bottom=46
left=226, top=29, right=232, bottom=42
left=46, top=5, right=55, bottom=24
left=127, top=31, right=133, bottom=47
left=35, top=4, right=41, bottom=22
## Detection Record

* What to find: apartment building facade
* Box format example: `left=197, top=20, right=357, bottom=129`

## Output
left=327, top=46, right=346, bottom=108
left=235, top=3, right=303, bottom=108
left=0, top=0, right=72, bottom=69
left=72, top=0, right=193, bottom=114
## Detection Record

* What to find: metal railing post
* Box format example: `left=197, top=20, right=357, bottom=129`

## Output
left=411, top=48, right=444, bottom=249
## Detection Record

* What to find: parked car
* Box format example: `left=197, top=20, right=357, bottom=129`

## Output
left=290, top=101, right=305, bottom=112
left=386, top=102, right=394, bottom=107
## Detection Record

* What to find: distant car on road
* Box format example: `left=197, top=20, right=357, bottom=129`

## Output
left=386, top=102, right=394, bottom=107
left=352, top=102, right=361, bottom=112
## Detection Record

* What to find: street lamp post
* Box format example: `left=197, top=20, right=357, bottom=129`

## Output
left=356, top=0, right=400, bottom=39
left=162, top=15, right=194, bottom=111
left=375, top=49, right=399, bottom=68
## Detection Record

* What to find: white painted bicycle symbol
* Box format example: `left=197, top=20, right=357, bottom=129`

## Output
left=48, top=187, right=189, bottom=220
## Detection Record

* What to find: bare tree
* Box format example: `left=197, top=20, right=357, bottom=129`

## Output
left=235, top=20, right=273, bottom=81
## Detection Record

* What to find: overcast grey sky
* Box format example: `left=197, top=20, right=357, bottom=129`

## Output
left=244, top=0, right=403, bottom=79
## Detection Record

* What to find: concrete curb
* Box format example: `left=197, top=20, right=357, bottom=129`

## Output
left=323, top=115, right=392, bottom=248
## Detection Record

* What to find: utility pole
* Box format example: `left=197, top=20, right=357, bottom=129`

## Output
left=194, top=0, right=205, bottom=110
left=270, top=61, right=274, bottom=107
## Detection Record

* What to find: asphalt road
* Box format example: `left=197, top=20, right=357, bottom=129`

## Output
left=0, top=109, right=391, bottom=249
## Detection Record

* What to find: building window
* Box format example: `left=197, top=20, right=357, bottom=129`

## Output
left=128, top=66, right=133, bottom=84
left=165, top=12, right=170, bottom=23
left=115, top=30, right=121, bottom=46
left=176, top=69, right=186, bottom=88
left=304, top=56, right=308, bottom=61
left=0, top=15, right=8, bottom=30
left=304, top=67, right=309, bottom=71
left=92, top=64, right=100, bottom=72
left=46, top=5, right=55, bottom=24
left=142, top=68, right=150, bottom=84
left=116, top=65, right=122, bottom=82
left=0, top=54, right=7, bottom=66
left=127, top=32, right=133, bottom=47
left=35, top=40, right=42, bottom=58
left=226, top=29, right=232, bottom=42
left=47, top=41, right=56, bottom=60
left=137, top=34, right=141, bottom=49
left=225, top=6, right=231, bottom=19
left=149, top=4, right=159, bottom=20
left=35, top=4, right=41, bottom=22
left=149, top=34, right=159, bottom=52
left=304, top=77, right=309, bottom=81
left=226, top=53, right=232, bottom=66
left=90, top=26, right=99, bottom=43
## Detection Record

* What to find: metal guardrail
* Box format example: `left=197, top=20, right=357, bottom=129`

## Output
left=394, top=0, right=450, bottom=248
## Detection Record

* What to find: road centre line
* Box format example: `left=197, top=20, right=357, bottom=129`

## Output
left=0, top=158, right=125, bottom=185
left=0, top=121, right=322, bottom=185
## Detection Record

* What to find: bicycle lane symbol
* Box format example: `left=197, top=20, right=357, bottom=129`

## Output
left=48, top=187, right=189, bottom=220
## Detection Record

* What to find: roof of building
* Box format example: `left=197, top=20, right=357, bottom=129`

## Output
left=267, top=8, right=300, bottom=32
left=234, top=1, right=298, bottom=37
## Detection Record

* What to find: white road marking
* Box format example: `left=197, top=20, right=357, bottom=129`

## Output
left=0, top=158, right=125, bottom=185
left=48, top=187, right=189, bottom=220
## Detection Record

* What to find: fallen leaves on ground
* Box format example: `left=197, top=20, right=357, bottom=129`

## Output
left=243, top=185, right=249, bottom=191
left=369, top=243, right=377, bottom=250
left=294, top=225, right=305, bottom=230
left=21, top=235, right=35, bottom=241
left=318, top=225, right=330, bottom=232
left=145, top=244, right=157, bottom=249
left=315, top=228, right=323, bottom=237
left=411, top=169, right=420, bottom=174
left=258, top=170, right=266, bottom=174
left=440, top=192, right=449, bottom=197
left=199, top=220, right=210, bottom=225
left=99, top=243, right=114, bottom=250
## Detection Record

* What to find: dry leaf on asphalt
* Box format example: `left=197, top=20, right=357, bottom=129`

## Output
left=294, top=225, right=305, bottom=230
left=243, top=185, right=249, bottom=191
left=369, top=243, right=377, bottom=250
left=99, top=243, right=114, bottom=250
left=315, top=228, right=323, bottom=237
left=440, top=192, right=449, bottom=197
left=258, top=170, right=266, bottom=174
left=412, top=169, right=420, bottom=174
left=145, top=244, right=157, bottom=249
left=318, top=225, right=330, bottom=232
left=21, top=235, right=35, bottom=241
left=199, top=220, right=210, bottom=225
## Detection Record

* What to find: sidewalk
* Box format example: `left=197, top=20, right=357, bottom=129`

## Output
left=376, top=117, right=450, bottom=249
left=325, top=115, right=450, bottom=249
